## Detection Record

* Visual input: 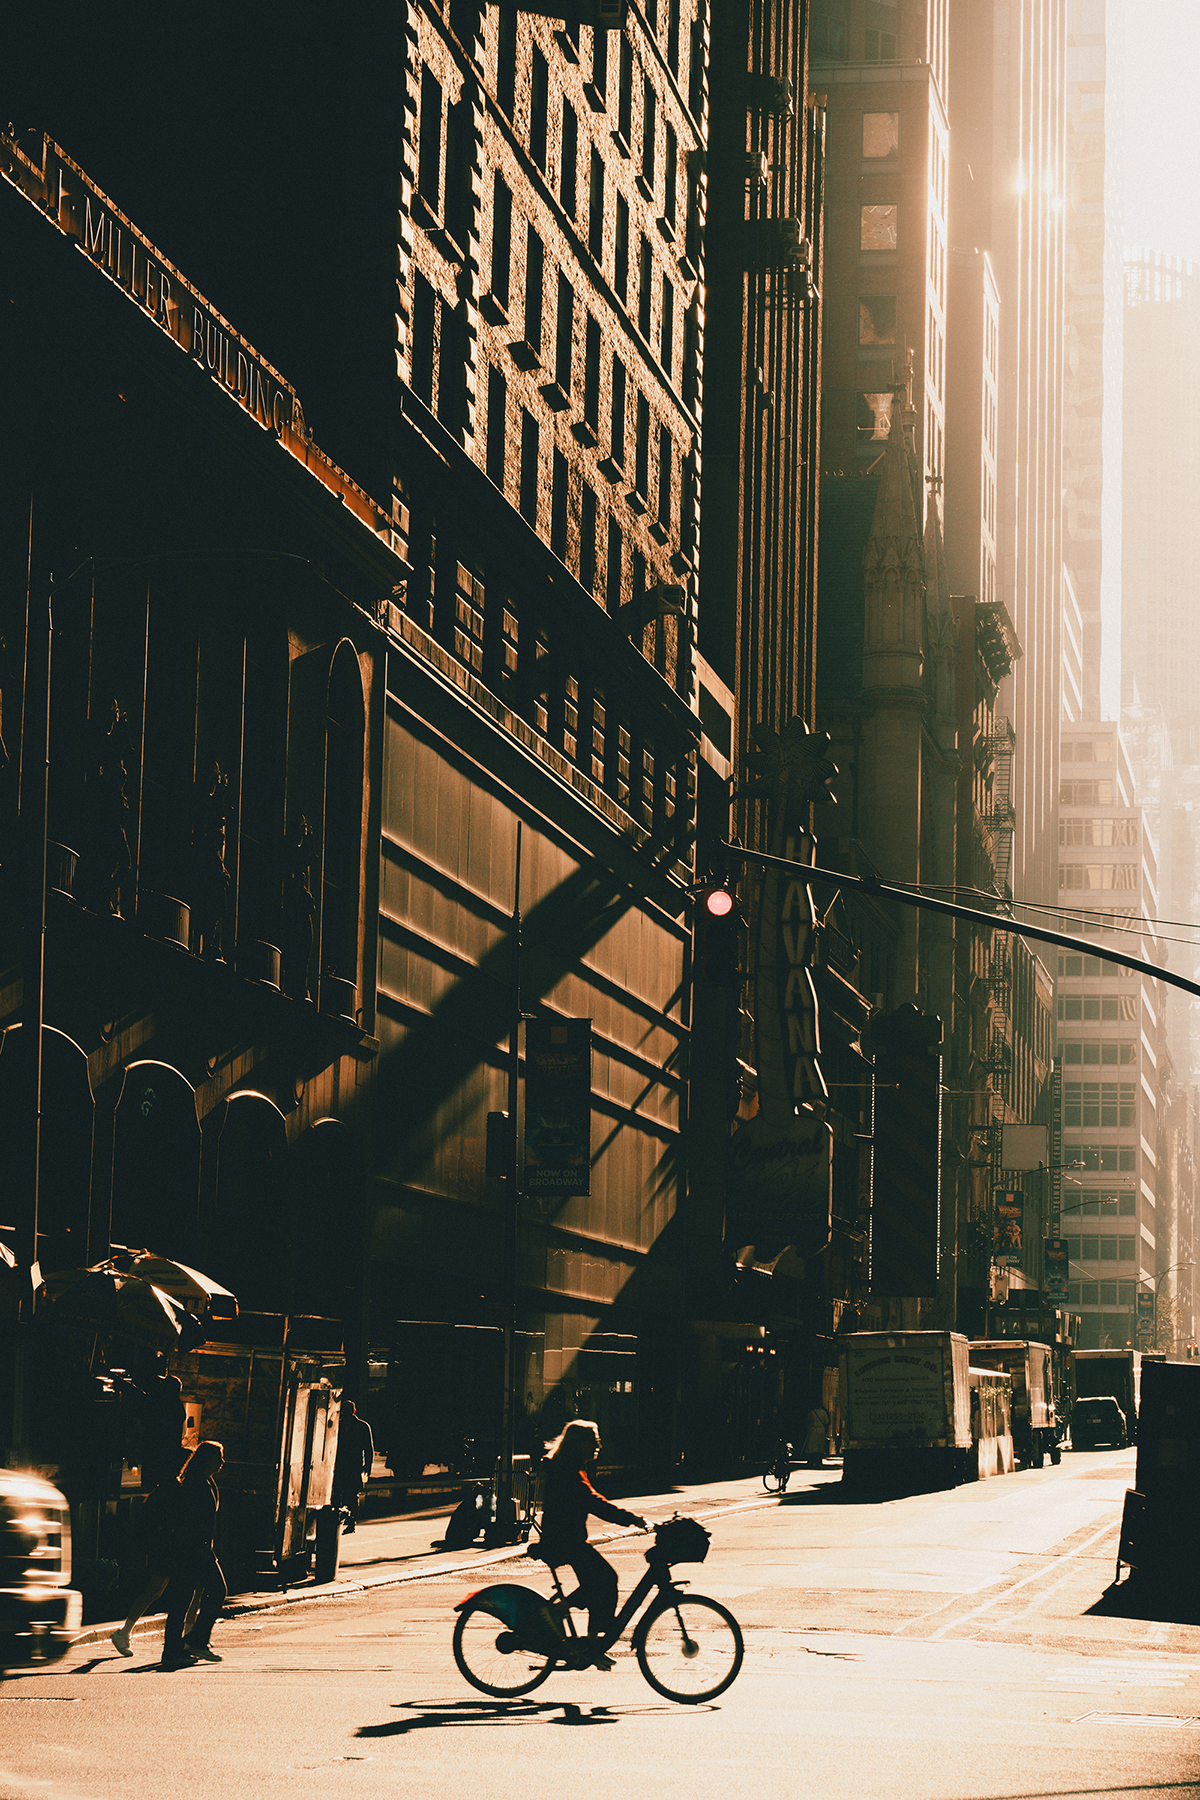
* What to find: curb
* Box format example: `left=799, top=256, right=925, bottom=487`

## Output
left=69, top=1487, right=795, bottom=1651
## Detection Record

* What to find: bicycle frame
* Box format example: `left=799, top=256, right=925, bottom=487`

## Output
left=544, top=1552, right=684, bottom=1654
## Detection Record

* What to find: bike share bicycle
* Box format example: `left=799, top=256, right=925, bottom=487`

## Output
left=452, top=1514, right=744, bottom=1704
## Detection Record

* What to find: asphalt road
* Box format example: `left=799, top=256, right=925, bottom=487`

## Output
left=5, top=1448, right=1199, bottom=1800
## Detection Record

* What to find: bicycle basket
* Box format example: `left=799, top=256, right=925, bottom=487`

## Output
left=653, top=1514, right=711, bottom=1564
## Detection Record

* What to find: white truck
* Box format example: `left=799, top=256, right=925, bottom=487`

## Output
left=969, top=1339, right=1061, bottom=1468
left=840, top=1330, right=973, bottom=1488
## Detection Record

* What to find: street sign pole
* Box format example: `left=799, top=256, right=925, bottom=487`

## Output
left=496, top=820, right=522, bottom=1543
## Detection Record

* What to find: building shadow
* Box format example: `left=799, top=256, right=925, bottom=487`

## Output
left=1086, top=1577, right=1200, bottom=1628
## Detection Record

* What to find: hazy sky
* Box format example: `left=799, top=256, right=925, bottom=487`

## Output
left=1123, top=0, right=1200, bottom=263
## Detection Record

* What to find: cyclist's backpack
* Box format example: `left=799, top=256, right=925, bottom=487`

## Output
left=654, top=1515, right=711, bottom=1564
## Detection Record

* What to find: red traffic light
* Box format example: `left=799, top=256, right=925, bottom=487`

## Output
left=705, top=886, right=735, bottom=918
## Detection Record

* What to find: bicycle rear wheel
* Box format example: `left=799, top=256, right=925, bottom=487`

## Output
left=635, top=1595, right=744, bottom=1703
left=453, top=1602, right=556, bottom=1697
left=762, top=1466, right=784, bottom=1493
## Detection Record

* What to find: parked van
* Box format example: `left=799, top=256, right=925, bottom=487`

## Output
left=0, top=1470, right=81, bottom=1675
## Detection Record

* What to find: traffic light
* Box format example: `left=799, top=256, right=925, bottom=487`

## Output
left=694, top=877, right=745, bottom=986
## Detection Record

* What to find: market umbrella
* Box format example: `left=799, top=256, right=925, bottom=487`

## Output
left=116, top=1252, right=238, bottom=1324
left=43, top=1268, right=204, bottom=1349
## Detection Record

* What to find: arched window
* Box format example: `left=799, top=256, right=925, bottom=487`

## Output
left=319, top=642, right=365, bottom=1007
left=110, top=1061, right=200, bottom=1261
left=211, top=1090, right=288, bottom=1307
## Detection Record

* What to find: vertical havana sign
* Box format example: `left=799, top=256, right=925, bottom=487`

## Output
left=725, top=719, right=835, bottom=1269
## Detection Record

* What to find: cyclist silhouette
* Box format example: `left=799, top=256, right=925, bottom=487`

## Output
left=537, top=1420, right=646, bottom=1667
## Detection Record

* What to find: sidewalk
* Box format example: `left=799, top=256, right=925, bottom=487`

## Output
left=72, top=1466, right=838, bottom=1652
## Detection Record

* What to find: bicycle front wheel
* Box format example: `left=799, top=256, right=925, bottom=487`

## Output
left=635, top=1595, right=744, bottom=1703
left=762, top=1466, right=784, bottom=1493
left=452, top=1602, right=556, bottom=1697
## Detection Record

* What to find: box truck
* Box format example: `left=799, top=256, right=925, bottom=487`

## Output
left=840, top=1331, right=973, bottom=1487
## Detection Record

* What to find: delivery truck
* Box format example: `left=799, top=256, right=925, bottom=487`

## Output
left=840, top=1331, right=973, bottom=1488
left=969, top=1339, right=1061, bottom=1467
left=1071, top=1347, right=1137, bottom=1445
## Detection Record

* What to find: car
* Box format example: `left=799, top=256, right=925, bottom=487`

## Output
left=1071, top=1395, right=1129, bottom=1451
left=0, top=1470, right=82, bottom=1676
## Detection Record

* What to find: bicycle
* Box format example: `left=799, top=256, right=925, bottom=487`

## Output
left=452, top=1514, right=744, bottom=1705
left=762, top=1438, right=793, bottom=1494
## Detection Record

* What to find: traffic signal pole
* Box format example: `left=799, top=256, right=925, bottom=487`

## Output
left=720, top=843, right=1200, bottom=1003
left=495, top=819, right=522, bottom=1544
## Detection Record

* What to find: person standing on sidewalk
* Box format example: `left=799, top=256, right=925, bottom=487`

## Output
left=159, top=1441, right=227, bottom=1669
left=332, top=1399, right=375, bottom=1534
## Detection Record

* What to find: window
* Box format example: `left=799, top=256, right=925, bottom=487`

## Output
left=497, top=5, right=517, bottom=118
left=591, top=23, right=609, bottom=105
left=445, top=99, right=472, bottom=251
left=615, top=194, right=630, bottom=302
left=859, top=295, right=897, bottom=344
left=663, top=124, right=678, bottom=231
left=865, top=29, right=898, bottom=59
left=667, top=0, right=681, bottom=73
left=642, top=77, right=657, bottom=191
left=616, top=720, right=631, bottom=803
left=1060, top=1041, right=1137, bottom=1066
left=606, top=516, right=623, bottom=612
left=321, top=643, right=366, bottom=990
left=861, top=205, right=898, bottom=251
left=1119, top=1237, right=1136, bottom=1261
left=486, top=365, right=507, bottom=487
left=1060, top=818, right=1138, bottom=847
left=454, top=561, right=485, bottom=674
left=418, top=70, right=444, bottom=214
left=683, top=298, right=699, bottom=409
left=524, top=225, right=544, bottom=358
left=551, top=448, right=568, bottom=559
left=584, top=314, right=601, bottom=433
left=618, top=35, right=633, bottom=144
left=856, top=391, right=893, bottom=439
left=685, top=150, right=704, bottom=265
left=438, top=303, right=467, bottom=433
left=563, top=673, right=578, bottom=759
left=501, top=604, right=518, bottom=682
left=589, top=149, right=605, bottom=262
left=688, top=20, right=704, bottom=114
left=580, top=482, right=598, bottom=592
left=638, top=235, right=652, bottom=337
left=811, top=15, right=847, bottom=57
left=610, top=356, right=626, bottom=466
left=591, top=689, right=606, bottom=784
left=520, top=408, right=539, bottom=523
left=412, top=274, right=435, bottom=407
left=1062, top=739, right=1113, bottom=762
left=863, top=112, right=900, bottom=158
left=635, top=392, right=650, bottom=499
left=560, top=100, right=578, bottom=217
left=1058, top=864, right=1138, bottom=891
left=1060, top=780, right=1114, bottom=805
left=657, top=423, right=672, bottom=528
left=530, top=49, right=549, bottom=171
left=660, top=275, right=674, bottom=374
left=490, top=174, right=513, bottom=309
left=555, top=274, right=574, bottom=394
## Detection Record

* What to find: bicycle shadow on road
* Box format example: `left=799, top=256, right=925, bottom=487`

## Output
left=357, top=1698, right=715, bottom=1736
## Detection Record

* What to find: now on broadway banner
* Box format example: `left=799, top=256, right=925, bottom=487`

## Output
left=524, top=1019, right=592, bottom=1197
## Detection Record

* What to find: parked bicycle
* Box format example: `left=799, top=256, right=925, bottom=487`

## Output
left=762, top=1438, right=793, bottom=1494
left=452, top=1514, right=743, bottom=1704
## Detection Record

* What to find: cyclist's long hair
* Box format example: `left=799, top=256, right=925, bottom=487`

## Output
left=542, top=1419, right=600, bottom=1464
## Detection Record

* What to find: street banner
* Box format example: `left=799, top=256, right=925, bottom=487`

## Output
left=1044, top=1236, right=1068, bottom=1301
left=1137, top=1289, right=1155, bottom=1340
left=994, top=1188, right=1024, bottom=1268
left=524, top=1018, right=592, bottom=1196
